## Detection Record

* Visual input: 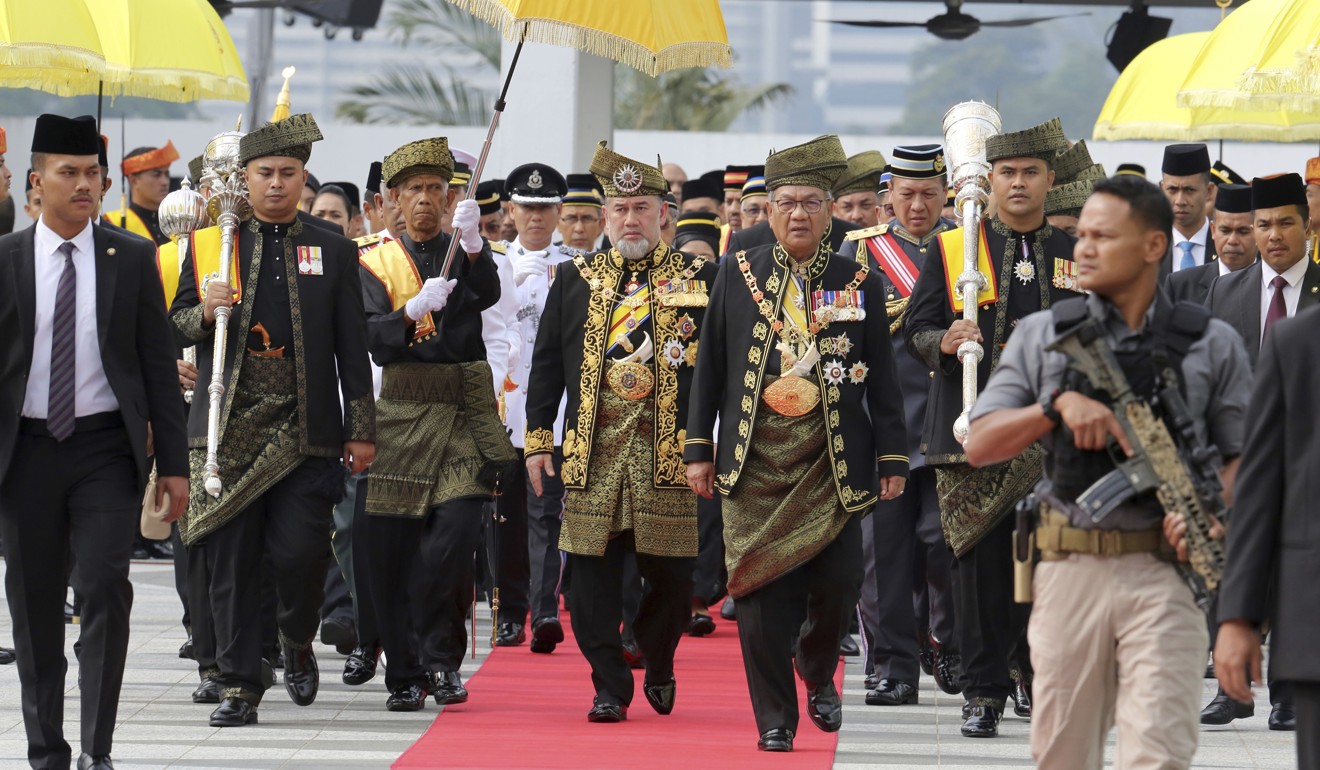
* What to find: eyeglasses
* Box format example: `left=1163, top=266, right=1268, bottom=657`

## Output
left=771, top=198, right=825, bottom=215
left=740, top=204, right=766, bottom=217
left=560, top=214, right=600, bottom=225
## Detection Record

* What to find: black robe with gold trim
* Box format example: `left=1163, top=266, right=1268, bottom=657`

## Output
left=684, top=243, right=909, bottom=509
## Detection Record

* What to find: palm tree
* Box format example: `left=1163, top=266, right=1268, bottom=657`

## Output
left=338, top=0, right=792, bottom=130
left=615, top=67, right=793, bottom=132
left=336, top=0, right=499, bottom=126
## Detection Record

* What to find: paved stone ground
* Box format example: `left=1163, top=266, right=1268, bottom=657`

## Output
left=0, top=561, right=1298, bottom=769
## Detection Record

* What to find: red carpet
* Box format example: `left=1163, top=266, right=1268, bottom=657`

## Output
left=393, top=602, right=844, bottom=770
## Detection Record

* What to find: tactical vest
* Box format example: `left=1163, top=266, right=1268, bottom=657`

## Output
left=1046, top=297, right=1210, bottom=506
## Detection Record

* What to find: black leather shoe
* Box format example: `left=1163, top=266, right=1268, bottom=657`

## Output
left=757, top=727, right=794, bottom=752
left=260, top=658, right=275, bottom=691
left=386, top=684, right=429, bottom=712
left=1011, top=676, right=1032, bottom=719
left=0, top=647, right=15, bottom=665
left=863, top=672, right=880, bottom=690
left=933, top=646, right=963, bottom=695
left=962, top=704, right=1001, bottom=737
left=178, top=636, right=194, bottom=660
left=530, top=617, right=564, bottom=654
left=586, top=699, right=627, bottom=723
left=687, top=614, right=716, bottom=637
left=77, top=753, right=114, bottom=770
left=319, top=617, right=357, bottom=655
left=622, top=641, right=645, bottom=669
left=432, top=670, right=468, bottom=705
left=496, top=622, right=526, bottom=647
left=642, top=677, right=676, bottom=715
left=209, top=696, right=258, bottom=727
left=917, top=630, right=934, bottom=676
left=192, top=677, right=221, bottom=704
left=838, top=636, right=861, bottom=657
left=805, top=681, right=843, bottom=732
left=1269, top=703, right=1296, bottom=731
left=865, top=679, right=918, bottom=706
left=342, top=645, right=380, bottom=686
left=720, top=598, right=737, bottom=621
left=282, top=643, right=319, bottom=706
left=1200, top=691, right=1254, bottom=725
left=961, top=701, right=973, bottom=720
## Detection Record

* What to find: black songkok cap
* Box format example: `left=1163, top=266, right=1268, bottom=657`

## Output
left=98, top=135, right=109, bottom=169
left=305, top=172, right=321, bottom=193
left=1161, top=144, right=1211, bottom=177
left=475, top=180, right=502, bottom=216
left=32, top=114, right=99, bottom=156
left=1214, top=184, right=1252, bottom=214
left=681, top=178, right=721, bottom=203
left=323, top=181, right=360, bottom=210
left=1251, top=173, right=1307, bottom=211
left=365, top=161, right=382, bottom=196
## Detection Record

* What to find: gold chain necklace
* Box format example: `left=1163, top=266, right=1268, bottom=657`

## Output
left=735, top=244, right=867, bottom=341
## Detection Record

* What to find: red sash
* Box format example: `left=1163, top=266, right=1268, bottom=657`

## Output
left=863, top=231, right=920, bottom=298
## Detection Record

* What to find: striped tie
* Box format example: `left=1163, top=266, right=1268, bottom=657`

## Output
left=47, top=241, right=78, bottom=441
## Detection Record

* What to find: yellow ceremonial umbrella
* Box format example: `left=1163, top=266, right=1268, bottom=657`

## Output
left=1176, top=0, right=1291, bottom=109
left=432, top=0, right=733, bottom=278
left=0, top=0, right=107, bottom=95
left=1095, top=31, right=1320, bottom=142
left=87, top=0, right=248, bottom=103
left=1237, top=0, right=1320, bottom=109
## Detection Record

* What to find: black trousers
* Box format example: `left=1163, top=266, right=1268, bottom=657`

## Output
left=736, top=514, right=862, bottom=736
left=322, top=470, right=363, bottom=626
left=869, top=467, right=955, bottom=681
left=693, top=494, right=726, bottom=607
left=186, top=539, right=217, bottom=677
left=567, top=532, right=693, bottom=706
left=526, top=451, right=566, bottom=623
left=488, top=450, right=529, bottom=625
left=170, top=522, right=191, bottom=631
left=952, top=514, right=1031, bottom=707
left=367, top=497, right=485, bottom=691
left=0, top=422, right=140, bottom=769
left=347, top=474, right=379, bottom=647
left=1296, top=681, right=1320, bottom=770
left=204, top=458, right=334, bottom=701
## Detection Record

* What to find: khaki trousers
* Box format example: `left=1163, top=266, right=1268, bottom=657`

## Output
left=1029, top=552, right=1207, bottom=770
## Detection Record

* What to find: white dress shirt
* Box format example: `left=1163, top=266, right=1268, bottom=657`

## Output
left=22, top=218, right=120, bottom=418
left=503, top=238, right=574, bottom=449
left=1171, top=218, right=1212, bottom=272
left=1259, top=257, right=1310, bottom=343
left=480, top=247, right=523, bottom=401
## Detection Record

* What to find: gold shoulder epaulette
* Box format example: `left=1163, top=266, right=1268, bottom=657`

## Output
left=353, top=233, right=382, bottom=248
left=490, top=241, right=508, bottom=254
left=844, top=223, right=888, bottom=242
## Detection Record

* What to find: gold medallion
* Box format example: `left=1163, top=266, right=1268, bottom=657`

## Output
left=606, top=362, right=654, bottom=401
left=762, top=375, right=820, bottom=417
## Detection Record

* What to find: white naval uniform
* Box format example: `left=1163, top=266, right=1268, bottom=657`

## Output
left=502, top=238, right=576, bottom=449
left=480, top=245, right=523, bottom=400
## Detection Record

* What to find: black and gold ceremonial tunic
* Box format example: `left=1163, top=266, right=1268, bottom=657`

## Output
left=359, top=232, right=516, bottom=516
left=684, top=243, right=909, bottom=598
left=524, top=242, right=718, bottom=558
left=170, top=217, right=376, bottom=544
left=902, top=217, right=1080, bottom=555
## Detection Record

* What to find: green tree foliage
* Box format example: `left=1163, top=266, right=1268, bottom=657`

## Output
left=892, top=25, right=1116, bottom=137
left=615, top=66, right=793, bottom=131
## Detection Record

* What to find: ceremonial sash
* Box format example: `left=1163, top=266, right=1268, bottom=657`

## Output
left=863, top=232, right=920, bottom=297
left=106, top=207, right=153, bottom=242
left=718, top=223, right=732, bottom=257
left=606, top=281, right=650, bottom=355
left=187, top=226, right=243, bottom=304
left=359, top=239, right=436, bottom=342
left=782, top=274, right=809, bottom=331
left=937, top=224, right=998, bottom=312
left=157, top=241, right=180, bottom=310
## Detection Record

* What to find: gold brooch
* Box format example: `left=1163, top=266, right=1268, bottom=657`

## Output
left=762, top=375, right=820, bottom=417
left=606, top=362, right=654, bottom=401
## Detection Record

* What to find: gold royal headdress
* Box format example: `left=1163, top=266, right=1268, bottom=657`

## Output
left=1052, top=140, right=1094, bottom=185
left=1045, top=178, right=1096, bottom=218
left=764, top=134, right=849, bottom=192
left=831, top=150, right=888, bottom=197
left=589, top=141, right=667, bottom=198
left=237, top=113, right=323, bottom=164
left=984, top=117, right=1068, bottom=164
left=383, top=137, right=453, bottom=189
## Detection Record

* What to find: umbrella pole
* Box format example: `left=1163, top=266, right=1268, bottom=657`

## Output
left=438, top=38, right=527, bottom=278
left=97, top=81, right=103, bottom=134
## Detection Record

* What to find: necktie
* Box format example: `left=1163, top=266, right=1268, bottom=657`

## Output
left=47, top=241, right=78, bottom=441
left=1178, top=241, right=1195, bottom=271
left=1264, top=274, right=1288, bottom=337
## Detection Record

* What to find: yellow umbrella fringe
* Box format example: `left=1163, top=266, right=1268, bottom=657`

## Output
left=100, top=73, right=250, bottom=103
left=0, top=42, right=106, bottom=78
left=447, top=0, right=732, bottom=76
left=1093, top=120, right=1320, bottom=143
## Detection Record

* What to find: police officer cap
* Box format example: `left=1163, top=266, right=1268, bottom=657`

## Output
left=505, top=163, right=567, bottom=205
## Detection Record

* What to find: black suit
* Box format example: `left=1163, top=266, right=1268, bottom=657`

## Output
left=0, top=222, right=186, bottom=768
left=1164, top=261, right=1221, bottom=305
left=724, top=216, right=856, bottom=257
left=1160, top=230, right=1217, bottom=279
left=1218, top=303, right=1320, bottom=766
left=1206, top=260, right=1320, bottom=366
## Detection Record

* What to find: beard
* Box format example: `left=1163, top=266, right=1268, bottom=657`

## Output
left=616, top=237, right=654, bottom=260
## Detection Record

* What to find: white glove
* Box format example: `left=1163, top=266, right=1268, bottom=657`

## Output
left=513, top=250, right=547, bottom=286
left=405, top=277, right=457, bottom=320
left=452, top=198, right=484, bottom=254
